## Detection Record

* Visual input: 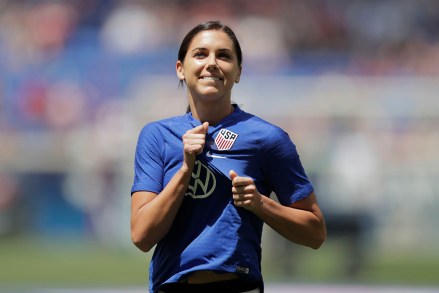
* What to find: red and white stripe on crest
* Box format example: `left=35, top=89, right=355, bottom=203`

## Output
left=214, top=129, right=238, bottom=151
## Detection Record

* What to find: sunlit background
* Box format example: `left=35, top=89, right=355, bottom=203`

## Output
left=1, top=0, right=439, bottom=292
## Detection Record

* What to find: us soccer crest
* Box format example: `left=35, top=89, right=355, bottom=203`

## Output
left=215, top=129, right=238, bottom=150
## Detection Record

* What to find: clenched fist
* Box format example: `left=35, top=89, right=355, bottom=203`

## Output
left=230, top=170, right=263, bottom=212
left=182, top=122, right=209, bottom=170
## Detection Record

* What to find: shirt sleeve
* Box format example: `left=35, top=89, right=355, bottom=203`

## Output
left=261, top=126, right=314, bottom=206
left=131, top=123, right=164, bottom=195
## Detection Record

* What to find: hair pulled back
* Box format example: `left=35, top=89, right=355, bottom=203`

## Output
left=178, top=20, right=243, bottom=66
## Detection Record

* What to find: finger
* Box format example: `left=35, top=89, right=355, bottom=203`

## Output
left=234, top=198, right=243, bottom=205
left=233, top=184, right=257, bottom=194
left=232, top=193, right=242, bottom=201
left=243, top=199, right=252, bottom=206
left=232, top=186, right=249, bottom=195
left=202, top=122, right=209, bottom=133
left=183, top=136, right=206, bottom=144
left=234, top=199, right=251, bottom=208
left=229, top=170, right=238, bottom=182
left=188, top=122, right=209, bottom=135
left=231, top=177, right=254, bottom=188
left=185, top=143, right=204, bottom=151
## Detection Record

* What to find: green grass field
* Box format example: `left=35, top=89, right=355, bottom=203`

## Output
left=0, top=237, right=149, bottom=288
left=262, top=238, right=439, bottom=287
left=1, top=236, right=438, bottom=290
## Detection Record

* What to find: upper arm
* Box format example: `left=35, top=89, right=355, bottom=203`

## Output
left=131, top=124, right=165, bottom=195
left=289, top=192, right=324, bottom=221
left=131, top=191, right=157, bottom=220
left=262, top=127, right=314, bottom=205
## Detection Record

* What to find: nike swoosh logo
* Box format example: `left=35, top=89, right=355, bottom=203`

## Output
left=206, top=151, right=227, bottom=159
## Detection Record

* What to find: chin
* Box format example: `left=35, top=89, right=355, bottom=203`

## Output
left=198, top=90, right=223, bottom=100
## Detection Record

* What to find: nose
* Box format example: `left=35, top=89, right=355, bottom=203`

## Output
left=206, top=54, right=218, bottom=70
left=207, top=64, right=218, bottom=70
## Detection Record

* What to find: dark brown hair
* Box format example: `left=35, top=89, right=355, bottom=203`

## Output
left=178, top=20, right=243, bottom=66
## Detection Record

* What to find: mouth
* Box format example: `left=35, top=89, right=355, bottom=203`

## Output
left=199, top=76, right=222, bottom=81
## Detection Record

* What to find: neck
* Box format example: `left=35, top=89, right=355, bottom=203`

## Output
left=189, top=99, right=234, bottom=126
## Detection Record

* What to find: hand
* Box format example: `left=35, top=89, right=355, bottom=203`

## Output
left=182, top=122, right=209, bottom=170
left=229, top=170, right=263, bottom=211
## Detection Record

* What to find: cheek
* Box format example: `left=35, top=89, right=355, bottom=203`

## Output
left=220, top=63, right=240, bottom=77
left=185, top=64, right=204, bottom=80
left=225, top=69, right=240, bottom=83
left=190, top=60, right=205, bottom=70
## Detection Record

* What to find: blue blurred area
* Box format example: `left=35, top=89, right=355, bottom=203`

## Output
left=22, top=173, right=86, bottom=235
left=2, top=0, right=439, bottom=131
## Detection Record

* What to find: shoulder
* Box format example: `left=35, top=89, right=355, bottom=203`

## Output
left=139, top=115, right=187, bottom=136
left=235, top=110, right=295, bottom=155
left=241, top=111, right=289, bottom=142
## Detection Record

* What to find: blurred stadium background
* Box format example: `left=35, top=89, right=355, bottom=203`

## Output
left=1, top=0, right=439, bottom=292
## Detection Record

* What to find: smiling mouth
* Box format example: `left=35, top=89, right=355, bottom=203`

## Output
left=200, top=76, right=222, bottom=81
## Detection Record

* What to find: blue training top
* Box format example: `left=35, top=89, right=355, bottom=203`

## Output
left=131, top=105, right=314, bottom=293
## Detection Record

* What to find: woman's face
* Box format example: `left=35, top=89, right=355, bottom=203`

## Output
left=176, top=30, right=242, bottom=103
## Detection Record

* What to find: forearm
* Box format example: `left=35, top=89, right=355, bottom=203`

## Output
left=253, top=195, right=326, bottom=249
left=131, top=167, right=192, bottom=252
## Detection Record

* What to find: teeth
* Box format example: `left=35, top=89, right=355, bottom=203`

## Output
left=202, top=76, right=220, bottom=80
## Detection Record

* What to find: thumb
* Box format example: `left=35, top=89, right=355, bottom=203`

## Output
left=190, top=122, right=209, bottom=134
left=229, top=170, right=238, bottom=181
left=202, top=122, right=209, bottom=134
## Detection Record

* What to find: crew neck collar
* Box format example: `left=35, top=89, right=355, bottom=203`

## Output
left=186, top=104, right=242, bottom=127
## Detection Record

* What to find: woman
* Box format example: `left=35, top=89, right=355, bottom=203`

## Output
left=131, top=20, right=326, bottom=293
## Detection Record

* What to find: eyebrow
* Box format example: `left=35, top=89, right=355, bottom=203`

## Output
left=191, top=47, right=233, bottom=53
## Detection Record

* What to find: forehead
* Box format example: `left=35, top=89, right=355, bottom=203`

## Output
left=189, top=30, right=235, bottom=51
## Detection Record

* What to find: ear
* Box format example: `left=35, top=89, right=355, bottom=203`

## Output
left=176, top=60, right=185, bottom=80
left=235, top=66, right=242, bottom=83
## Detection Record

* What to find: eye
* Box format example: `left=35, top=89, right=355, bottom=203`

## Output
left=218, top=52, right=232, bottom=60
left=193, top=51, right=206, bottom=58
